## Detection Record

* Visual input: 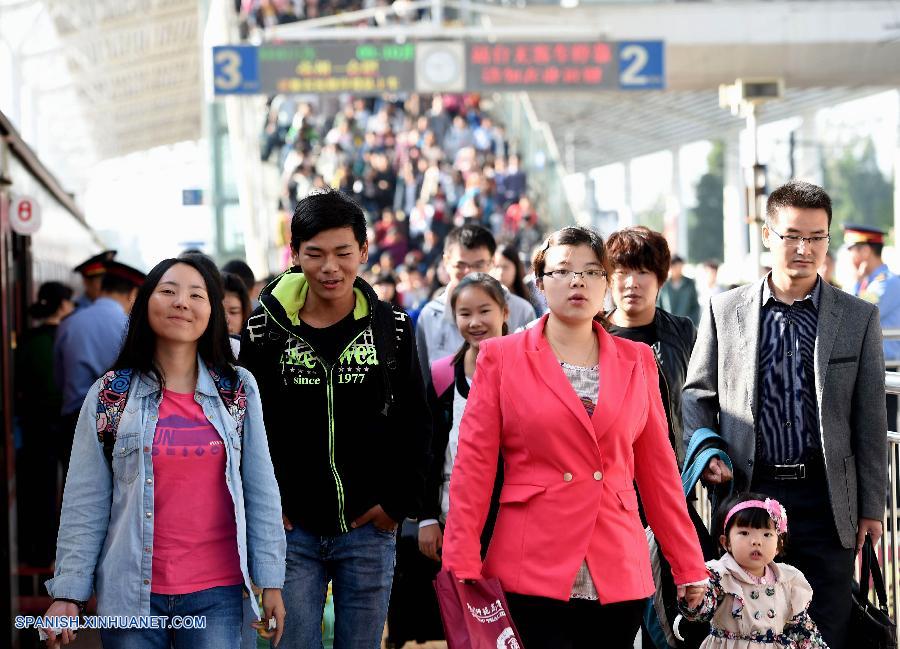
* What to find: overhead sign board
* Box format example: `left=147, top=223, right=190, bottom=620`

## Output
left=212, top=40, right=664, bottom=95
left=214, top=43, right=416, bottom=96
left=465, top=41, right=617, bottom=91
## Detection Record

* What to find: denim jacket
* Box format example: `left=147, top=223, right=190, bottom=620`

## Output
left=45, top=362, right=286, bottom=619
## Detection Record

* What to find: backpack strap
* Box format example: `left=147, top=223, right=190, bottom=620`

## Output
left=97, top=367, right=246, bottom=468
left=373, top=301, right=399, bottom=371
left=373, top=301, right=402, bottom=416
left=430, top=355, right=455, bottom=397
left=208, top=365, right=247, bottom=437
left=96, top=368, right=134, bottom=466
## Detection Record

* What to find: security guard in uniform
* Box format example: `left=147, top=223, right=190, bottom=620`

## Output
left=54, top=259, right=145, bottom=476
left=845, top=224, right=900, bottom=427
left=71, top=250, right=117, bottom=310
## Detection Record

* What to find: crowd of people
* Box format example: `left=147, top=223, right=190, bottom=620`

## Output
left=261, top=92, right=544, bottom=302
left=237, top=0, right=423, bottom=41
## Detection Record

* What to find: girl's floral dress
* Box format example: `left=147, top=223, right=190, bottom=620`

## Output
left=680, top=553, right=828, bottom=649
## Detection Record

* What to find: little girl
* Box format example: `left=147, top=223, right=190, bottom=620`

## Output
left=418, top=272, right=509, bottom=562
left=680, top=492, right=828, bottom=649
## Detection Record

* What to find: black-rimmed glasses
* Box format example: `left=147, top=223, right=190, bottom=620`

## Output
left=542, top=269, right=608, bottom=281
left=767, top=224, right=830, bottom=248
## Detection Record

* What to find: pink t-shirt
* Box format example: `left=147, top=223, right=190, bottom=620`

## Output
left=150, top=389, right=242, bottom=594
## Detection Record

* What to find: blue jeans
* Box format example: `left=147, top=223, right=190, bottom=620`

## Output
left=280, top=522, right=396, bottom=649
left=241, top=594, right=261, bottom=649
left=99, top=584, right=243, bottom=649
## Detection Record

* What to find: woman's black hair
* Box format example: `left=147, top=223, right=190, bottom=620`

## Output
left=373, top=272, right=402, bottom=307
left=29, top=281, right=73, bottom=319
left=449, top=273, right=509, bottom=367
left=222, top=272, right=252, bottom=325
left=427, top=255, right=445, bottom=300
left=497, top=243, right=531, bottom=304
left=112, top=256, right=235, bottom=388
left=221, top=259, right=256, bottom=292
left=715, top=491, right=786, bottom=554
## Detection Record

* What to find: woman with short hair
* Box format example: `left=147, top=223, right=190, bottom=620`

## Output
left=605, top=226, right=696, bottom=467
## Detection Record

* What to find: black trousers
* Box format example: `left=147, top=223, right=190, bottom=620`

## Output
left=751, top=472, right=854, bottom=649
left=505, top=593, right=643, bottom=649
left=16, top=420, right=61, bottom=566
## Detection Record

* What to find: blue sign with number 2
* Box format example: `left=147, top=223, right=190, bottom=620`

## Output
left=617, top=41, right=664, bottom=90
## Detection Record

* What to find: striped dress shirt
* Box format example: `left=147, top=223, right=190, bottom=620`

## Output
left=756, top=276, right=822, bottom=464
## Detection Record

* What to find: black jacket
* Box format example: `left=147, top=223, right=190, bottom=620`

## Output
left=423, top=358, right=502, bottom=556
left=652, top=308, right=697, bottom=468
left=239, top=269, right=432, bottom=535
left=422, top=361, right=468, bottom=521
left=607, top=308, right=696, bottom=468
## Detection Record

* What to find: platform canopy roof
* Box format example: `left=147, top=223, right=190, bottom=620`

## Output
left=16, top=0, right=203, bottom=162
left=528, top=86, right=892, bottom=171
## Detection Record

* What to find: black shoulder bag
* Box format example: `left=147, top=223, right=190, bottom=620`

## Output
left=851, top=534, right=896, bottom=649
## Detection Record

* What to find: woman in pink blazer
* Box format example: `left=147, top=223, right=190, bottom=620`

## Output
left=442, top=226, right=708, bottom=648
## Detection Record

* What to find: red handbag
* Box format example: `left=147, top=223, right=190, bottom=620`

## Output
left=433, top=570, right=523, bottom=649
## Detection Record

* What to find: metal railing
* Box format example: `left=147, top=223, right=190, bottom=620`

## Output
left=880, top=372, right=900, bottom=643
left=492, top=92, right=579, bottom=230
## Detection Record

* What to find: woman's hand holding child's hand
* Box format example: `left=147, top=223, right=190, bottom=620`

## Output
left=677, top=583, right=707, bottom=611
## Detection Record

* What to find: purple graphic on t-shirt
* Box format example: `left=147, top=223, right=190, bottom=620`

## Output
left=152, top=414, right=224, bottom=457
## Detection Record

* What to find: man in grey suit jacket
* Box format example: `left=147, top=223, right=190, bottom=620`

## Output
left=682, top=180, right=886, bottom=649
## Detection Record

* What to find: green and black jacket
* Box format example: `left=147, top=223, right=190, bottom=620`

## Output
left=239, top=269, right=432, bottom=536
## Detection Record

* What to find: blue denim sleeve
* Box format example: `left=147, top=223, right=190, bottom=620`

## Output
left=238, top=368, right=287, bottom=589
left=45, top=379, right=112, bottom=602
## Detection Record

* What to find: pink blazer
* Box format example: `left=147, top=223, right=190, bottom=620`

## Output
left=442, top=315, right=708, bottom=602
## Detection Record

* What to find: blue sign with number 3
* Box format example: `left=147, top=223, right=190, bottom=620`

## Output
left=213, top=46, right=260, bottom=95
left=617, top=41, right=664, bottom=90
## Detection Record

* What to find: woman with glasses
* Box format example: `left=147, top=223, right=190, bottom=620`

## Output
left=442, top=226, right=708, bottom=648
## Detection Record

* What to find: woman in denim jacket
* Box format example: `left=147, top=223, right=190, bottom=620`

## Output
left=42, top=255, right=286, bottom=648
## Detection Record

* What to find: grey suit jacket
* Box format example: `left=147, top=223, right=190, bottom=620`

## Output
left=682, top=277, right=887, bottom=548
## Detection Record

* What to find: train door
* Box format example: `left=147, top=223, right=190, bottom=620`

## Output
left=0, top=186, right=34, bottom=648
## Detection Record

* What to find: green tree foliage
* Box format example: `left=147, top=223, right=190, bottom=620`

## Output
left=823, top=138, right=894, bottom=248
left=687, top=141, right=725, bottom=264
left=635, top=196, right=665, bottom=234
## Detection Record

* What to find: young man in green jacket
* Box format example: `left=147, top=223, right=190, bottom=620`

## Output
left=240, top=189, right=431, bottom=648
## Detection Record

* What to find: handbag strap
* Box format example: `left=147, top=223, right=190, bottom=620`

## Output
left=860, top=535, right=890, bottom=612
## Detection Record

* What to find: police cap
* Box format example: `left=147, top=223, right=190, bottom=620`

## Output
left=102, top=260, right=146, bottom=288
left=844, top=224, right=886, bottom=247
left=73, top=250, right=117, bottom=277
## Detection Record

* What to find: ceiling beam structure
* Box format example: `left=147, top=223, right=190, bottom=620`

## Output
left=39, top=0, right=202, bottom=159
left=529, top=86, right=887, bottom=171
